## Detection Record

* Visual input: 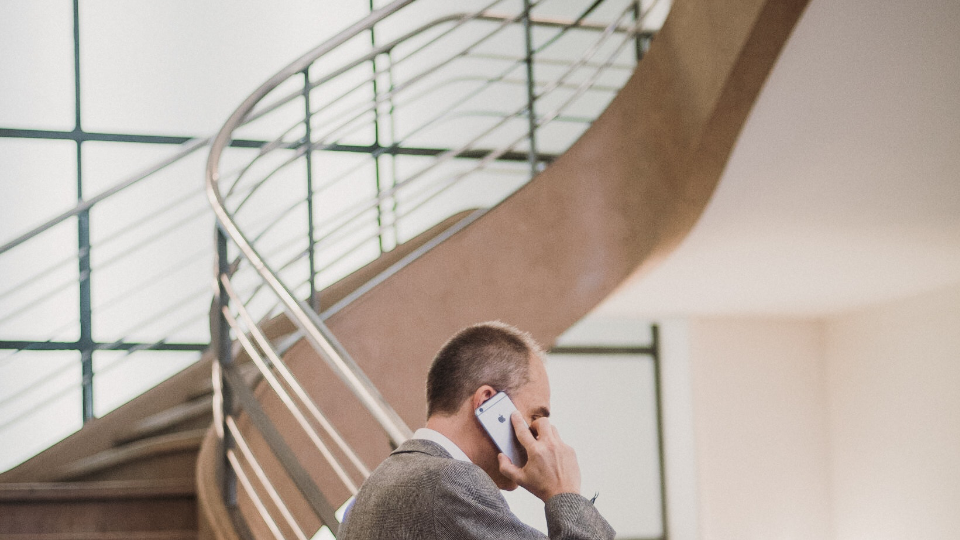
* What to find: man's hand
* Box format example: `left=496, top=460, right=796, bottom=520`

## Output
left=498, top=411, right=582, bottom=502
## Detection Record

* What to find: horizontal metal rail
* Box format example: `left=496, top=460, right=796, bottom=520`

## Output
left=227, top=416, right=309, bottom=540
left=221, top=300, right=361, bottom=493
left=221, top=362, right=340, bottom=534
left=226, top=449, right=286, bottom=540
left=222, top=276, right=370, bottom=479
left=220, top=4, right=634, bottom=218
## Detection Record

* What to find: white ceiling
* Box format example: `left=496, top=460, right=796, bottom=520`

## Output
left=594, top=0, right=960, bottom=318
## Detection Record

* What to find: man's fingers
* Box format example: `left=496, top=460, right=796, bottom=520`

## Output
left=498, top=453, right=523, bottom=482
left=530, top=416, right=554, bottom=442
left=511, top=411, right=537, bottom=447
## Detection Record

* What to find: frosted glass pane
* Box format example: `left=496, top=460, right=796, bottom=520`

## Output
left=393, top=155, right=528, bottom=242
left=0, top=138, right=78, bottom=240
left=83, top=142, right=213, bottom=343
left=304, top=57, right=377, bottom=147
left=0, top=0, right=75, bottom=130
left=0, top=139, right=79, bottom=341
left=93, top=350, right=200, bottom=417
left=0, top=351, right=82, bottom=473
left=80, top=1, right=369, bottom=135
left=310, top=152, right=381, bottom=288
left=0, top=232, right=80, bottom=341
left=504, top=354, right=663, bottom=538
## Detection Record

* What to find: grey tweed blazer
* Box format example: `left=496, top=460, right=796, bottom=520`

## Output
left=337, top=439, right=615, bottom=540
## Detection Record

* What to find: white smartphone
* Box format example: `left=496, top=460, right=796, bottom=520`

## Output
left=475, top=391, right=527, bottom=466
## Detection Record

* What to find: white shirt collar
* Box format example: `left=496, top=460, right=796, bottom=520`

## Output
left=413, top=427, right=472, bottom=463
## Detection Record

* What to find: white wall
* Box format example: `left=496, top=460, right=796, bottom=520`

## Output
left=687, top=317, right=833, bottom=540
left=660, top=282, right=960, bottom=540
left=825, top=282, right=960, bottom=540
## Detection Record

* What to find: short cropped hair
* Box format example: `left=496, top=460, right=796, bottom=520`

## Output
left=426, top=321, right=544, bottom=417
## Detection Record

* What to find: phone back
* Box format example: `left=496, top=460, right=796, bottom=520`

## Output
left=475, top=392, right=526, bottom=466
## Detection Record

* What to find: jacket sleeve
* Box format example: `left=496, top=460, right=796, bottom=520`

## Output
left=544, top=493, right=616, bottom=540
left=433, top=461, right=615, bottom=540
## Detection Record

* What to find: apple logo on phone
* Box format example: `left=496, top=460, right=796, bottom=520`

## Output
left=498, top=414, right=506, bottom=423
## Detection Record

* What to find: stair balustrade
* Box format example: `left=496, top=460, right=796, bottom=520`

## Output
left=205, top=0, right=659, bottom=537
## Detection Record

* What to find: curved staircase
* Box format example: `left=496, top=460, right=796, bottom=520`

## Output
left=0, top=0, right=810, bottom=538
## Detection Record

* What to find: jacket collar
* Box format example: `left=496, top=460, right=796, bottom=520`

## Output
left=391, top=438, right=453, bottom=459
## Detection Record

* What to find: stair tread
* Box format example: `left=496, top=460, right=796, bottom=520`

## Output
left=118, top=397, right=212, bottom=444
left=0, top=531, right=196, bottom=540
left=0, top=478, right=195, bottom=501
left=55, top=430, right=206, bottom=481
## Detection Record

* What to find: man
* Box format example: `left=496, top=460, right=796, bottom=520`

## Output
left=338, top=322, right=615, bottom=539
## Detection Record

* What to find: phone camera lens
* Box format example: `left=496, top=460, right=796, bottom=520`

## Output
left=478, top=407, right=484, bottom=413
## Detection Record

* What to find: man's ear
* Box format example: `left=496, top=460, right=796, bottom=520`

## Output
left=471, top=385, right=498, bottom=411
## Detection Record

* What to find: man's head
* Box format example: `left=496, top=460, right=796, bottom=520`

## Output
left=425, top=321, right=551, bottom=490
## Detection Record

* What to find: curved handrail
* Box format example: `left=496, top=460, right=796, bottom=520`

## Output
left=207, top=0, right=645, bottom=445
left=206, top=0, right=417, bottom=450
left=204, top=0, right=654, bottom=536
left=239, top=10, right=647, bottom=131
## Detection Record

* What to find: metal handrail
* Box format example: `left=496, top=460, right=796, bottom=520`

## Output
left=202, top=2, right=640, bottom=268
left=237, top=10, right=645, bottom=132
left=223, top=3, right=642, bottom=219
left=204, top=0, right=662, bottom=536
left=227, top=416, right=309, bottom=540
left=207, top=0, right=419, bottom=452
left=222, top=276, right=370, bottom=485
left=225, top=7, right=640, bottom=248
left=226, top=282, right=371, bottom=480
left=221, top=306, right=359, bottom=494
left=0, top=121, right=327, bottom=436
left=226, top=448, right=287, bottom=540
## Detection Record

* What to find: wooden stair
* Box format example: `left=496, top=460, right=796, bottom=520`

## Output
left=0, top=479, right=197, bottom=540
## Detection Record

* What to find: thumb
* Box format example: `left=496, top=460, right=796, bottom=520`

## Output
left=498, top=453, right=523, bottom=483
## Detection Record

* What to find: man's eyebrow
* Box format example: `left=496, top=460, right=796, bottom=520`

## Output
left=532, top=406, right=550, bottom=418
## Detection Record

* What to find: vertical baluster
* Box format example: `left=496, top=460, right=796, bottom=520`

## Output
left=523, top=0, right=539, bottom=178
left=633, top=1, right=651, bottom=61
left=385, top=49, right=400, bottom=246
left=303, top=68, right=319, bottom=312
left=215, top=228, right=237, bottom=508
left=369, top=4, right=390, bottom=255
left=74, top=0, right=95, bottom=424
